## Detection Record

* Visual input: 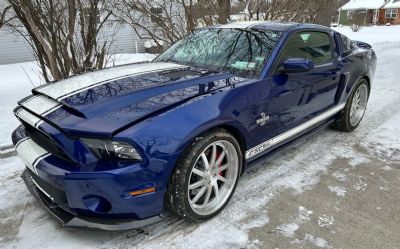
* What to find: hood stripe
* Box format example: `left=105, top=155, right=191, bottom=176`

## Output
left=17, top=63, right=187, bottom=125
left=20, top=95, right=61, bottom=116
left=15, top=108, right=43, bottom=128
left=15, top=138, right=50, bottom=174
left=35, top=62, right=187, bottom=101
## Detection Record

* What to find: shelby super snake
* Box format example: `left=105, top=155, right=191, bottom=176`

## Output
left=12, top=21, right=376, bottom=230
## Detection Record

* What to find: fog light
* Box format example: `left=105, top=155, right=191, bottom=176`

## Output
left=82, top=195, right=112, bottom=213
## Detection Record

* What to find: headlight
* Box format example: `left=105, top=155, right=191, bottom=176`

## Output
left=81, top=138, right=142, bottom=161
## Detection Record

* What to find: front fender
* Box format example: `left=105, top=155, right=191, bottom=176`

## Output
left=114, top=79, right=269, bottom=190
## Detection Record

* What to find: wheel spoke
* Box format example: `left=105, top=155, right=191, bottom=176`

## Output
left=215, top=149, right=226, bottom=167
left=189, top=180, right=205, bottom=190
left=218, top=164, right=229, bottom=173
left=200, top=153, right=210, bottom=170
left=192, top=168, right=205, bottom=177
left=217, top=175, right=228, bottom=183
left=202, top=186, right=212, bottom=206
left=212, top=182, right=219, bottom=198
left=191, top=186, right=206, bottom=204
left=210, top=144, right=217, bottom=167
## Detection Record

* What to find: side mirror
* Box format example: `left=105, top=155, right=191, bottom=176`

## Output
left=280, top=58, right=314, bottom=74
left=353, top=40, right=372, bottom=49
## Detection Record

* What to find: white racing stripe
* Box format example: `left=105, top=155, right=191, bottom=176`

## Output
left=35, top=62, right=187, bottom=101
left=16, top=62, right=186, bottom=127
left=20, top=94, right=61, bottom=116
left=15, top=138, right=50, bottom=174
left=245, top=104, right=346, bottom=159
left=219, top=21, right=266, bottom=29
left=16, top=108, right=43, bottom=128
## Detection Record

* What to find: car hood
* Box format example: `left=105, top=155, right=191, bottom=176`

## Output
left=17, top=62, right=248, bottom=136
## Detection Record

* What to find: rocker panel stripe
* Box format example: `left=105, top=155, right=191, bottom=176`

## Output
left=245, top=103, right=346, bottom=160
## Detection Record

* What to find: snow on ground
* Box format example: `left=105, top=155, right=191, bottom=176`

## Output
left=0, top=53, right=156, bottom=147
left=332, top=25, right=400, bottom=45
left=0, top=26, right=400, bottom=249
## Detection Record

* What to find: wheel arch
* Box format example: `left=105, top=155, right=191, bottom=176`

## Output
left=172, top=122, right=249, bottom=180
left=347, top=74, right=371, bottom=97
left=361, top=75, right=371, bottom=96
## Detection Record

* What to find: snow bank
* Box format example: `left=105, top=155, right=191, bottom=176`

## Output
left=332, top=25, right=400, bottom=46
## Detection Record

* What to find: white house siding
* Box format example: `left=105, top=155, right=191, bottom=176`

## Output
left=99, top=21, right=146, bottom=55
left=0, top=22, right=145, bottom=65
left=0, top=30, right=35, bottom=65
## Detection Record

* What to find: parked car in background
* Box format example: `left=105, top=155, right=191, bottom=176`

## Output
left=12, top=21, right=376, bottom=230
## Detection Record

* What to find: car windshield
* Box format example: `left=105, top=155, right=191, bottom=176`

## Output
left=156, top=28, right=281, bottom=78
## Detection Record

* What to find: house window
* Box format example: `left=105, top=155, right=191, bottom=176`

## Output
left=385, top=9, right=398, bottom=19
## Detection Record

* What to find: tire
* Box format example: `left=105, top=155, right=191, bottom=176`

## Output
left=166, top=129, right=242, bottom=221
left=333, top=78, right=369, bottom=132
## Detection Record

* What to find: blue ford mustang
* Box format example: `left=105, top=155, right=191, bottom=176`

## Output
left=12, top=21, right=376, bottom=230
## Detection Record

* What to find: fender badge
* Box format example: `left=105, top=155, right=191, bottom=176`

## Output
left=256, top=113, right=270, bottom=126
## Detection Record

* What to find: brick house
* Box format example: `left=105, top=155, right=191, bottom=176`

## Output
left=380, top=0, right=400, bottom=24
left=338, top=0, right=400, bottom=25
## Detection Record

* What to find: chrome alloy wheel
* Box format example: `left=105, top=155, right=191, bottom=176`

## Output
left=349, top=84, right=368, bottom=126
left=187, top=140, right=239, bottom=216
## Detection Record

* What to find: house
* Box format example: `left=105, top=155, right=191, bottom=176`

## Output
left=338, top=0, right=387, bottom=26
left=338, top=0, right=400, bottom=26
left=380, top=0, right=400, bottom=24
left=0, top=21, right=146, bottom=65
left=0, top=0, right=146, bottom=65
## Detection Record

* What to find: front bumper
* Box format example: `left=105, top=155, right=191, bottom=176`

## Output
left=22, top=169, right=163, bottom=231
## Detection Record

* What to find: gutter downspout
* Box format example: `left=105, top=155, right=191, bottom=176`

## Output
left=338, top=9, right=342, bottom=25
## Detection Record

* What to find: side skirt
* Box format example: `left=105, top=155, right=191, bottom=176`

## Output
left=245, top=104, right=345, bottom=160
left=244, top=119, right=334, bottom=171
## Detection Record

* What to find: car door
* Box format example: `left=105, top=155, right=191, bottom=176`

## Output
left=270, top=30, right=342, bottom=134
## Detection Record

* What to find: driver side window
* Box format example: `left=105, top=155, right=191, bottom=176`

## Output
left=280, top=31, right=333, bottom=65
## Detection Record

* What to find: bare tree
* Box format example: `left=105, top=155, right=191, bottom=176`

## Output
left=0, top=3, right=15, bottom=28
left=217, top=0, right=230, bottom=24
left=114, top=0, right=231, bottom=48
left=114, top=0, right=188, bottom=47
left=237, top=0, right=345, bottom=26
left=7, top=0, right=114, bottom=82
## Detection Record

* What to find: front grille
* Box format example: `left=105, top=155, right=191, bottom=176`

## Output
left=21, top=120, right=73, bottom=163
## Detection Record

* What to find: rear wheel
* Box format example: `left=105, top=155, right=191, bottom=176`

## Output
left=333, top=79, right=369, bottom=132
left=166, top=129, right=242, bottom=220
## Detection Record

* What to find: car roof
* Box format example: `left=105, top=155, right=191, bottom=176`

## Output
left=212, top=21, right=330, bottom=32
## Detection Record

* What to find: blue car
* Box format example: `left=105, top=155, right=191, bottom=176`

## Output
left=12, top=21, right=376, bottom=230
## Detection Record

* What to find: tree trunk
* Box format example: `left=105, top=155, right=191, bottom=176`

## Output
left=217, top=0, right=230, bottom=24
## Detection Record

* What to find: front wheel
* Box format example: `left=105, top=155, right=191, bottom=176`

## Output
left=333, top=79, right=369, bottom=132
left=166, top=129, right=242, bottom=220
